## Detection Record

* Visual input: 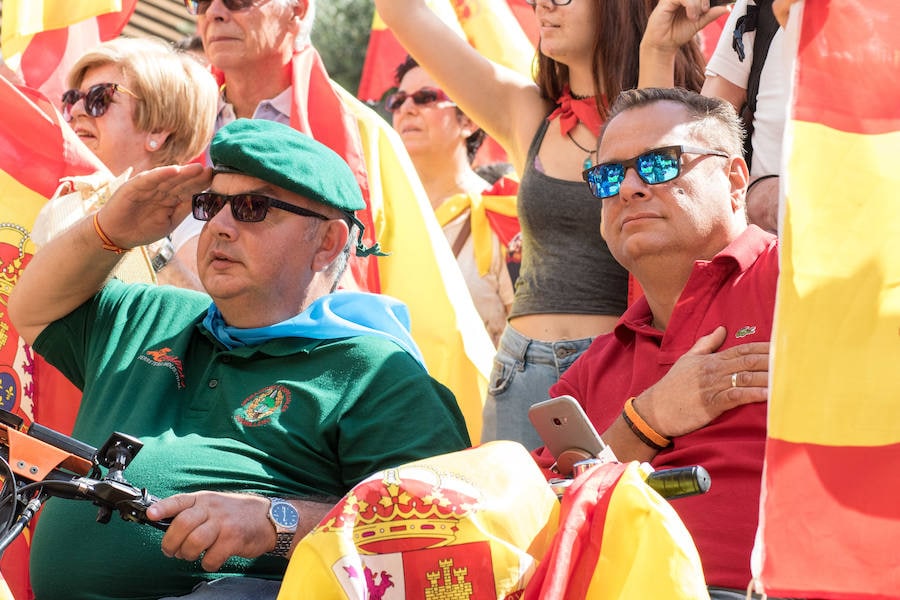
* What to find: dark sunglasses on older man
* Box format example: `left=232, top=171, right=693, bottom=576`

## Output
left=384, top=87, right=455, bottom=113
left=192, top=192, right=332, bottom=223
left=183, top=0, right=257, bottom=15
left=61, top=82, right=139, bottom=122
left=582, top=145, right=730, bottom=200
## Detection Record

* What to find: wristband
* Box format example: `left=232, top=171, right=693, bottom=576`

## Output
left=92, top=213, right=128, bottom=255
left=622, top=396, right=671, bottom=451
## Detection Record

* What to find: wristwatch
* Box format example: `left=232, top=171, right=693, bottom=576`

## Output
left=266, top=497, right=300, bottom=557
left=146, top=237, right=175, bottom=273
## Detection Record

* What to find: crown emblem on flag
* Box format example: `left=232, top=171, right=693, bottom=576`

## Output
left=319, top=466, right=482, bottom=554
left=0, top=224, right=30, bottom=300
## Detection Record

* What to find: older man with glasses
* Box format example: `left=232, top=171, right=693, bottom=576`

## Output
left=9, top=119, right=470, bottom=600
left=534, top=88, right=788, bottom=599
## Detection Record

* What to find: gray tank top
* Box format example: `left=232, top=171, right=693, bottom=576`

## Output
left=508, top=117, right=628, bottom=319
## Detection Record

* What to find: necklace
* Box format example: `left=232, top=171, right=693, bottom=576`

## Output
left=567, top=131, right=597, bottom=169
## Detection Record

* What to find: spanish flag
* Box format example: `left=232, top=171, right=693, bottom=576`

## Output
left=758, top=1, right=900, bottom=597
left=524, top=462, right=708, bottom=599
left=1, top=0, right=137, bottom=102
left=357, top=0, right=463, bottom=105
left=358, top=0, right=534, bottom=105
left=0, top=76, right=107, bottom=600
left=279, top=441, right=560, bottom=599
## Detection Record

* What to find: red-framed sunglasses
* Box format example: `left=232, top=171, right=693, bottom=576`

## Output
left=384, top=87, right=455, bottom=113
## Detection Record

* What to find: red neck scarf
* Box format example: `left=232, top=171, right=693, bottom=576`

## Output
left=547, top=86, right=603, bottom=137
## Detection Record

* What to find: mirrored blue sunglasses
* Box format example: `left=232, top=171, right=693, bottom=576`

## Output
left=582, top=145, right=730, bottom=200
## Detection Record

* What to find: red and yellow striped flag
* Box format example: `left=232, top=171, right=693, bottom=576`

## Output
left=358, top=0, right=534, bottom=104
left=1, top=0, right=137, bottom=103
left=279, top=441, right=560, bottom=599
left=524, top=462, right=708, bottom=600
left=758, top=1, right=900, bottom=597
left=0, top=75, right=107, bottom=600
left=358, top=0, right=463, bottom=105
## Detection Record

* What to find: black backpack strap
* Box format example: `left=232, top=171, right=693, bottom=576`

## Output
left=736, top=0, right=780, bottom=170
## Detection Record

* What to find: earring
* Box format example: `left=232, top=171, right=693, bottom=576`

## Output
left=149, top=140, right=159, bottom=149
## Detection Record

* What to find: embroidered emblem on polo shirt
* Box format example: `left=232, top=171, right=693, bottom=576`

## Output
left=235, top=385, right=291, bottom=427
left=735, top=325, right=757, bottom=338
left=138, top=347, right=185, bottom=389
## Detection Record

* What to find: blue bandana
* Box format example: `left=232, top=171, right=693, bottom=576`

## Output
left=202, top=291, right=425, bottom=367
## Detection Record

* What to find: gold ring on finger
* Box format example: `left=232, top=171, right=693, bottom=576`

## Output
left=731, top=372, right=739, bottom=388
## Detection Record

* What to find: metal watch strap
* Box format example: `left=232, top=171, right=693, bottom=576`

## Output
left=266, top=497, right=299, bottom=558
left=272, top=531, right=293, bottom=557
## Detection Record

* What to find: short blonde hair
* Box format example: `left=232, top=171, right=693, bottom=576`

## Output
left=67, top=37, right=218, bottom=167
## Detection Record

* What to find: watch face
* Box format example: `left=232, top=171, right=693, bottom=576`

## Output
left=271, top=501, right=300, bottom=528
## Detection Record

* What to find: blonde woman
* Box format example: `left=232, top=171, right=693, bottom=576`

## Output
left=36, top=37, right=218, bottom=288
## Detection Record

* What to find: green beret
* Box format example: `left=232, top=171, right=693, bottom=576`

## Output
left=210, top=118, right=365, bottom=213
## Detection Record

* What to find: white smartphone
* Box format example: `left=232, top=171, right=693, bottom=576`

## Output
left=528, top=395, right=615, bottom=475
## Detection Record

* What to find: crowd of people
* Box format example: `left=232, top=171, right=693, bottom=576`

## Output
left=3, top=0, right=806, bottom=597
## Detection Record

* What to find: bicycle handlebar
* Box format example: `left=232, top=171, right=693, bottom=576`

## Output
left=0, top=409, right=170, bottom=556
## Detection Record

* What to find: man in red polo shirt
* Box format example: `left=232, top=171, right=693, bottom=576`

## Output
left=542, top=87, right=780, bottom=599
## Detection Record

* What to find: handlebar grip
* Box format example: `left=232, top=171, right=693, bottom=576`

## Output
left=645, top=466, right=711, bottom=500
left=28, top=422, right=97, bottom=462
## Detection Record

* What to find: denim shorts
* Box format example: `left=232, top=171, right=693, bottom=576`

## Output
left=159, top=577, right=281, bottom=600
left=481, top=324, right=593, bottom=450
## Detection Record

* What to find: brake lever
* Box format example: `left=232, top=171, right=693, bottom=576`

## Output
left=88, top=480, right=171, bottom=531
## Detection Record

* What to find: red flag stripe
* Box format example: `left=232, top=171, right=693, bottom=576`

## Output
left=792, top=0, right=900, bottom=134
left=96, top=0, right=139, bottom=39
left=0, top=78, right=104, bottom=197
left=761, top=439, right=900, bottom=599
left=357, top=28, right=408, bottom=104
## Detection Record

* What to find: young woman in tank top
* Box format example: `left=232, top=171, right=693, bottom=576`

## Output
left=376, top=0, right=705, bottom=449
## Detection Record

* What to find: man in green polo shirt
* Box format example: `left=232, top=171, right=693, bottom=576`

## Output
left=9, top=119, right=471, bottom=600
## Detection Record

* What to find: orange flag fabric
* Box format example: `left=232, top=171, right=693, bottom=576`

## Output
left=278, top=441, right=560, bottom=599
left=757, top=2, right=900, bottom=597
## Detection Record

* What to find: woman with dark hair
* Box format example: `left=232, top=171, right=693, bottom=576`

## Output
left=376, top=0, right=706, bottom=449
left=388, top=56, right=514, bottom=346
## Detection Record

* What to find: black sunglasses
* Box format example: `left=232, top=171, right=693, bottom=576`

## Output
left=192, top=192, right=332, bottom=223
left=384, top=87, right=455, bottom=113
left=582, top=145, right=730, bottom=200
left=183, top=0, right=256, bottom=15
left=61, top=83, right=139, bottom=122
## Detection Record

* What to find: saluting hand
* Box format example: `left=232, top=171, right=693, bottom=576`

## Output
left=96, top=163, right=213, bottom=252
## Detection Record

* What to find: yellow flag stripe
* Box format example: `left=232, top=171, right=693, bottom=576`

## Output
left=587, top=463, right=707, bottom=599
left=453, top=0, right=535, bottom=78
left=770, top=120, right=900, bottom=445
left=338, top=87, right=494, bottom=441
left=0, top=170, right=48, bottom=251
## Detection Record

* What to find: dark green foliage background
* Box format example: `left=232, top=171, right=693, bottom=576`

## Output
left=311, top=0, right=374, bottom=96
